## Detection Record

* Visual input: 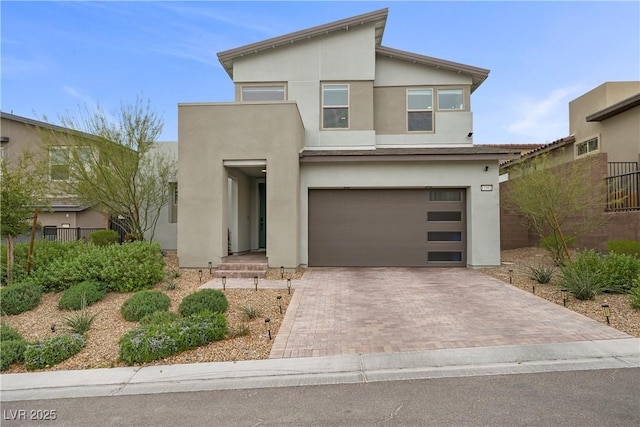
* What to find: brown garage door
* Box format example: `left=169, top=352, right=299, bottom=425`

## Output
left=308, top=189, right=466, bottom=267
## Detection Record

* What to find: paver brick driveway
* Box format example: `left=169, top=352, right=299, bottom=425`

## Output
left=270, top=268, right=631, bottom=358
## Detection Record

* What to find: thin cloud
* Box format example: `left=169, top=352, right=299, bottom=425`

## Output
left=1, top=56, right=53, bottom=78
left=505, top=87, right=582, bottom=142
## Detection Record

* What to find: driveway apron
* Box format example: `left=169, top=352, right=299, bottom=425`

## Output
left=270, top=268, right=631, bottom=358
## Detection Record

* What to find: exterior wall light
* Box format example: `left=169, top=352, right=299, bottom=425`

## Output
left=602, top=303, right=611, bottom=324
left=561, top=289, right=568, bottom=307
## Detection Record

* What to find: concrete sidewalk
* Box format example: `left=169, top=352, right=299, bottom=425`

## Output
left=2, top=338, right=638, bottom=402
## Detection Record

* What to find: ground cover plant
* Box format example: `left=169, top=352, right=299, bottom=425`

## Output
left=24, top=333, right=86, bottom=371
left=606, top=240, right=640, bottom=257
left=118, top=312, right=227, bottom=364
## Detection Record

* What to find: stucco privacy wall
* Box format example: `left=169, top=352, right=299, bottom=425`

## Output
left=232, top=23, right=376, bottom=149
left=299, top=160, right=501, bottom=267
left=178, top=102, right=304, bottom=268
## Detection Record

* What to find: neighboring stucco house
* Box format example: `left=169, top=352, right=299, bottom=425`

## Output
left=1, top=112, right=108, bottom=240
left=178, top=8, right=519, bottom=269
left=500, top=81, right=640, bottom=250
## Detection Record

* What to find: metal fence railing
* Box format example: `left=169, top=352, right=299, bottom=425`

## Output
left=607, top=171, right=640, bottom=212
left=608, top=161, right=638, bottom=177
left=42, top=226, right=106, bottom=243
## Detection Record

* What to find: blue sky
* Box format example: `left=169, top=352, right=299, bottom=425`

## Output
left=1, top=1, right=638, bottom=144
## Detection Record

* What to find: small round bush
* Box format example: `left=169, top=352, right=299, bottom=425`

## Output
left=121, top=290, right=171, bottom=322
left=1, top=323, right=24, bottom=342
left=1, top=339, right=28, bottom=371
left=0, top=282, right=43, bottom=315
left=24, top=333, right=86, bottom=371
left=88, top=229, right=120, bottom=246
left=59, top=281, right=107, bottom=310
left=178, top=289, right=228, bottom=317
left=139, top=310, right=180, bottom=326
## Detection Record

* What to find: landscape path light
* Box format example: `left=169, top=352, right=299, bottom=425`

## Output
left=508, top=269, right=513, bottom=284
left=277, top=295, right=283, bottom=314
left=254, top=276, right=258, bottom=291
left=602, top=303, right=611, bottom=324
left=208, top=261, right=213, bottom=275
left=287, top=278, right=291, bottom=295
left=561, top=289, right=568, bottom=307
left=198, top=269, right=203, bottom=284
left=280, top=266, right=284, bottom=279
left=265, top=318, right=271, bottom=340
left=222, top=276, right=226, bottom=291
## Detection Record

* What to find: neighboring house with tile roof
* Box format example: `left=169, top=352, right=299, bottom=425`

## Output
left=0, top=112, right=109, bottom=241
left=177, top=8, right=520, bottom=270
left=499, top=81, right=640, bottom=250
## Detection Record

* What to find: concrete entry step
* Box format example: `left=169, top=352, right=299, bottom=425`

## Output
left=213, top=268, right=267, bottom=279
left=216, top=262, right=268, bottom=272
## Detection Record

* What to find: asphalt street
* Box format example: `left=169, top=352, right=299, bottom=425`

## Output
left=2, top=368, right=639, bottom=426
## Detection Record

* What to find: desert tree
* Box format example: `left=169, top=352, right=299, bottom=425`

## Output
left=1, top=150, right=49, bottom=284
left=39, top=97, right=177, bottom=241
left=503, top=152, right=610, bottom=265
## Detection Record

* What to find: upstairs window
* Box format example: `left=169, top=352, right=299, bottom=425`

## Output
left=438, top=89, right=464, bottom=110
left=241, top=85, right=285, bottom=101
left=322, top=84, right=349, bottom=129
left=50, top=147, right=70, bottom=181
left=407, top=89, right=433, bottom=132
left=576, top=137, right=598, bottom=156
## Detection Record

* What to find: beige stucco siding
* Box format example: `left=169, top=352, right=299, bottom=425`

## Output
left=375, top=56, right=473, bottom=87
left=178, top=102, right=304, bottom=268
left=599, top=109, right=640, bottom=163
left=374, top=86, right=473, bottom=145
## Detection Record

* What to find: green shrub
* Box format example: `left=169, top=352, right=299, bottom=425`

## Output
left=559, top=250, right=608, bottom=300
left=139, top=310, right=180, bottom=326
left=1, top=340, right=28, bottom=371
left=88, top=229, right=120, bottom=246
left=24, top=333, right=86, bottom=370
left=630, top=285, right=640, bottom=309
left=0, top=282, right=43, bottom=315
left=601, top=252, right=640, bottom=293
left=527, top=265, right=556, bottom=284
left=179, top=289, right=228, bottom=318
left=27, top=241, right=165, bottom=293
left=540, top=234, right=576, bottom=266
left=606, top=240, right=640, bottom=258
left=119, top=312, right=227, bottom=364
left=58, top=281, right=107, bottom=310
left=121, top=290, right=171, bottom=322
left=1, top=323, right=23, bottom=342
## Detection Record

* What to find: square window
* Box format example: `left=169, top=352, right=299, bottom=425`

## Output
left=438, top=89, right=464, bottom=110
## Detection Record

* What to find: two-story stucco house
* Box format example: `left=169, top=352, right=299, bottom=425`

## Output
left=177, top=8, right=518, bottom=270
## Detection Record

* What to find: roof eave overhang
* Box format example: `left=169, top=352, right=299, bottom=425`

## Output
left=375, top=46, right=490, bottom=92
left=217, top=8, right=389, bottom=78
left=300, top=152, right=520, bottom=163
left=585, top=93, right=640, bottom=122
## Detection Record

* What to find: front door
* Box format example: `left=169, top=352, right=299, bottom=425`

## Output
left=258, top=182, right=266, bottom=249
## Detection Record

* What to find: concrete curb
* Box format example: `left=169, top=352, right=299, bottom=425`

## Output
left=1, top=338, right=638, bottom=402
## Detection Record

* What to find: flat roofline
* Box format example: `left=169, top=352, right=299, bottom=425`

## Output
left=586, top=93, right=640, bottom=122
